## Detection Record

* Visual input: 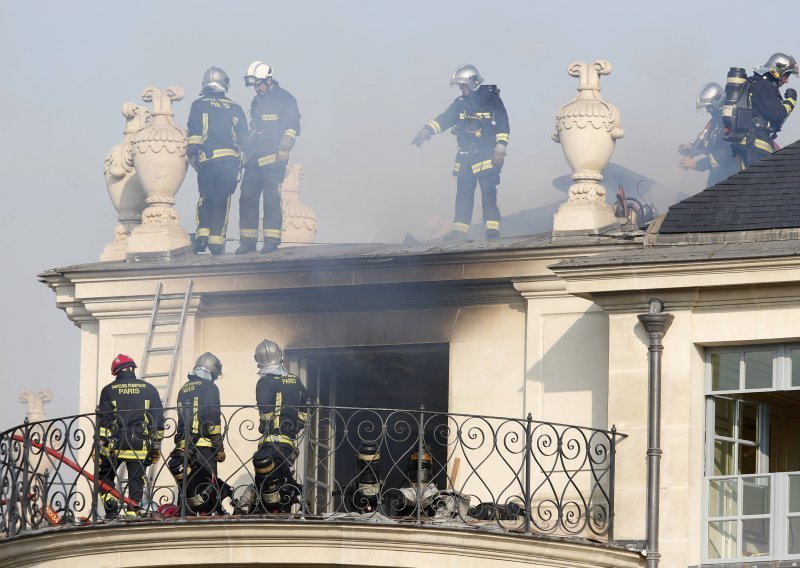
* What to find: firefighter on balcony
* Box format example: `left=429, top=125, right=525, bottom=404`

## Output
left=252, top=339, right=309, bottom=512
left=678, top=82, right=738, bottom=187
left=187, top=67, right=248, bottom=255
left=97, top=354, right=165, bottom=518
left=740, top=52, right=798, bottom=167
left=411, top=64, right=510, bottom=241
left=236, top=61, right=301, bottom=255
left=168, top=352, right=229, bottom=514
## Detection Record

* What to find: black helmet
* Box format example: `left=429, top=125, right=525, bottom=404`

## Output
left=192, top=352, right=222, bottom=381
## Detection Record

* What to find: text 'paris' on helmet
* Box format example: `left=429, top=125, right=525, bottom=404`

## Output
left=244, top=61, right=274, bottom=86
left=201, top=67, right=230, bottom=95
left=449, top=64, right=484, bottom=91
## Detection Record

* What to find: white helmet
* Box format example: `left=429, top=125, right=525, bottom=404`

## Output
left=695, top=82, right=724, bottom=110
left=449, top=64, right=483, bottom=91
left=755, top=52, right=799, bottom=79
left=244, top=60, right=274, bottom=86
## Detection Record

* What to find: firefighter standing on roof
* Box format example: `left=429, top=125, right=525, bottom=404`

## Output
left=412, top=64, right=510, bottom=241
left=187, top=67, right=248, bottom=255
left=236, top=61, right=301, bottom=255
left=678, top=82, right=738, bottom=187
left=251, top=339, right=308, bottom=512
left=97, top=354, right=165, bottom=518
left=740, top=52, right=798, bottom=167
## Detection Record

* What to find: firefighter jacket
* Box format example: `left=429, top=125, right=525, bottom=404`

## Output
left=689, top=114, right=737, bottom=185
left=747, top=73, right=796, bottom=152
left=174, top=375, right=223, bottom=450
left=256, top=373, right=309, bottom=447
left=187, top=92, right=248, bottom=165
left=422, top=84, right=510, bottom=176
left=245, top=80, right=301, bottom=168
left=97, top=370, right=165, bottom=460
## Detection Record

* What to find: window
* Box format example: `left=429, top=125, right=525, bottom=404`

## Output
left=704, top=344, right=800, bottom=563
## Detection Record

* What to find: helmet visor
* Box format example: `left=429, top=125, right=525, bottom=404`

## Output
left=244, top=75, right=258, bottom=86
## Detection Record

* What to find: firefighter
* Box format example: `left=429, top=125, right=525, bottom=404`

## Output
left=740, top=52, right=797, bottom=167
left=187, top=67, right=249, bottom=255
left=97, top=354, right=165, bottom=518
left=678, top=82, right=738, bottom=187
left=169, top=352, right=229, bottom=514
left=251, top=339, right=308, bottom=512
left=412, top=64, right=510, bottom=241
left=236, top=61, right=301, bottom=255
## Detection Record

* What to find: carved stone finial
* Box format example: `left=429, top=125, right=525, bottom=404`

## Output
left=19, top=390, right=53, bottom=423
left=126, top=86, right=191, bottom=259
left=552, top=60, right=624, bottom=236
left=280, top=162, right=318, bottom=246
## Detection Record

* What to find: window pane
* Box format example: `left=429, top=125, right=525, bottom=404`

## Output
left=788, top=517, right=800, bottom=554
left=792, top=349, right=800, bottom=388
left=709, top=479, right=738, bottom=517
left=742, top=477, right=770, bottom=515
left=740, top=403, right=759, bottom=443
left=708, top=520, right=737, bottom=560
left=790, top=475, right=800, bottom=513
left=739, top=445, right=758, bottom=475
left=715, top=440, right=735, bottom=476
left=744, top=351, right=773, bottom=390
left=742, top=518, right=769, bottom=557
left=715, top=398, right=735, bottom=438
left=712, top=353, right=740, bottom=391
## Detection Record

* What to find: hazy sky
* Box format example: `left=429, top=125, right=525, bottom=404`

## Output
left=1, top=1, right=797, bottom=429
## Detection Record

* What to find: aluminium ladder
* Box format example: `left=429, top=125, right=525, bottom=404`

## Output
left=139, top=280, right=193, bottom=407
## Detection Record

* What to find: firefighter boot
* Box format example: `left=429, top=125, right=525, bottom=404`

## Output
left=485, top=229, right=501, bottom=240
left=235, top=242, right=257, bottom=255
left=261, top=239, right=279, bottom=254
left=193, top=236, right=209, bottom=254
left=209, top=244, right=225, bottom=255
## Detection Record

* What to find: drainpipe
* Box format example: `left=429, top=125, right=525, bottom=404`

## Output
left=637, top=298, right=673, bottom=568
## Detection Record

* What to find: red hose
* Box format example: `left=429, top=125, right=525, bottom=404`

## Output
left=10, top=434, right=138, bottom=508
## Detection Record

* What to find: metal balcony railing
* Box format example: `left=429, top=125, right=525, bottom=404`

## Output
left=0, top=405, right=626, bottom=543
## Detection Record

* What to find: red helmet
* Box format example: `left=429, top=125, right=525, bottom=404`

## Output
left=111, top=354, right=137, bottom=376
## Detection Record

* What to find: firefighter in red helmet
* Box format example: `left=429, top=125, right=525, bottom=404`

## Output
left=96, top=354, right=165, bottom=518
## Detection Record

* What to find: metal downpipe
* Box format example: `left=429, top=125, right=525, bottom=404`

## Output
left=637, top=298, right=674, bottom=568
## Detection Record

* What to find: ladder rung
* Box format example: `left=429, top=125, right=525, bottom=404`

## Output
left=157, top=293, right=187, bottom=300
left=142, top=372, right=171, bottom=379
left=147, top=346, right=176, bottom=354
left=154, top=319, right=180, bottom=326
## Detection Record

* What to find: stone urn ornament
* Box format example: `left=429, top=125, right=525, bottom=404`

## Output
left=101, top=102, right=150, bottom=261
left=551, top=60, right=624, bottom=235
left=126, top=86, right=191, bottom=258
left=280, top=163, right=318, bottom=246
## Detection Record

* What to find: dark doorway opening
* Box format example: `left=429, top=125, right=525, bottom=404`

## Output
left=287, top=343, right=449, bottom=513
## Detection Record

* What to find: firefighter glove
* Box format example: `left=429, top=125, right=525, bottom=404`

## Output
left=679, top=157, right=698, bottom=170
left=215, top=448, right=227, bottom=463
left=677, top=143, right=692, bottom=156
left=786, top=88, right=798, bottom=102
left=97, top=438, right=113, bottom=459
left=491, top=144, right=506, bottom=168
left=411, top=128, right=431, bottom=147
left=277, top=149, right=290, bottom=162
left=279, top=134, right=295, bottom=152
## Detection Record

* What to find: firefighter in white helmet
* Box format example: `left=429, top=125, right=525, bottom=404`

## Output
left=236, top=61, right=302, bottom=254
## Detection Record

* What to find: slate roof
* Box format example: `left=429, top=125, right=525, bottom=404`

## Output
left=659, top=139, right=800, bottom=234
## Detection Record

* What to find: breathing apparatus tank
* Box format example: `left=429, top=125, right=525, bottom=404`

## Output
left=345, top=442, right=382, bottom=513
left=721, top=67, right=752, bottom=143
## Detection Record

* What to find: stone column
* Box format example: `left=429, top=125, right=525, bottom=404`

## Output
left=126, top=86, right=191, bottom=259
left=552, top=60, right=624, bottom=236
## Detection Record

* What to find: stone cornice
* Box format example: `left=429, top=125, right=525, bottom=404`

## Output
left=0, top=521, right=643, bottom=568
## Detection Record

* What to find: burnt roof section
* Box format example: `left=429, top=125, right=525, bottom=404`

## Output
left=659, top=139, right=800, bottom=234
